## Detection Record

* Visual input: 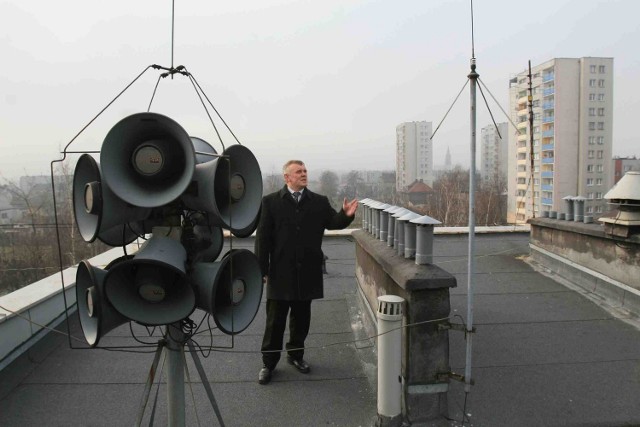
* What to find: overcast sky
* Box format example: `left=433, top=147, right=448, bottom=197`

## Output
left=1, top=0, right=639, bottom=180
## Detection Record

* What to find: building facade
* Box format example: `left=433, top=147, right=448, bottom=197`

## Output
left=396, top=121, right=433, bottom=191
left=507, top=57, right=614, bottom=223
left=612, top=156, right=640, bottom=184
left=480, top=122, right=508, bottom=186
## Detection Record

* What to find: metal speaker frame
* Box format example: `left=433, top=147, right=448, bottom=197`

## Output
left=72, top=154, right=151, bottom=244
left=75, top=260, right=129, bottom=348
left=181, top=144, right=262, bottom=235
left=104, top=236, right=195, bottom=326
left=192, top=249, right=263, bottom=335
left=100, top=112, right=196, bottom=208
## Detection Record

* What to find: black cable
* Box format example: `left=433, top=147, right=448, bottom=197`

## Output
left=183, top=71, right=226, bottom=152
left=147, top=74, right=163, bottom=112
left=477, top=81, right=502, bottom=139
left=431, top=79, right=470, bottom=141
left=188, top=71, right=243, bottom=146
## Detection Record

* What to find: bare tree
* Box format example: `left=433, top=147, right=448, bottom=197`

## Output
left=263, top=173, right=282, bottom=195
left=430, top=167, right=469, bottom=226
left=319, top=170, right=339, bottom=201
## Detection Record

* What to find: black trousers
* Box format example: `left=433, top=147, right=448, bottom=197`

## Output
left=261, top=299, right=312, bottom=369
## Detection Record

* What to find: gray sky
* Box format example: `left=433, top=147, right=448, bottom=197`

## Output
left=1, top=0, right=639, bottom=180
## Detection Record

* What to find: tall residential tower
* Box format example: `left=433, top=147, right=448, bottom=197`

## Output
left=481, top=122, right=508, bottom=186
left=396, top=121, right=433, bottom=191
left=507, top=57, right=613, bottom=223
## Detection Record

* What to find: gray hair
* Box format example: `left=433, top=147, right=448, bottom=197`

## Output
left=282, top=160, right=304, bottom=174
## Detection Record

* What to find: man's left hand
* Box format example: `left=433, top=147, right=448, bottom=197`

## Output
left=342, top=198, right=358, bottom=217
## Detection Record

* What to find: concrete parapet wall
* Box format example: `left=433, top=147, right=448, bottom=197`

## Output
left=353, top=230, right=456, bottom=424
left=529, top=218, right=640, bottom=317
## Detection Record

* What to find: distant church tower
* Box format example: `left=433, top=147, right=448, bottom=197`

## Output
left=445, top=146, right=452, bottom=170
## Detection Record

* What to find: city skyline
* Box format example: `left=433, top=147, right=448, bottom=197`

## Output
left=1, top=0, right=639, bottom=180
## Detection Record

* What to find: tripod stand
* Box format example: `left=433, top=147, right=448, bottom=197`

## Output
left=135, top=324, right=226, bottom=427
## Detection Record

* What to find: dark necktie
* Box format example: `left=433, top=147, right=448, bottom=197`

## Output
left=293, top=191, right=301, bottom=203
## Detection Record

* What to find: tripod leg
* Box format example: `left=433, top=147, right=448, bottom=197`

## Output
left=135, top=340, right=166, bottom=427
left=187, top=340, right=226, bottom=427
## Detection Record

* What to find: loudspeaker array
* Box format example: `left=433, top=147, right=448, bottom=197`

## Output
left=72, top=112, right=264, bottom=347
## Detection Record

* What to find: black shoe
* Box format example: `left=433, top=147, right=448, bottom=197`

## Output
left=258, top=366, right=272, bottom=385
left=287, top=357, right=310, bottom=374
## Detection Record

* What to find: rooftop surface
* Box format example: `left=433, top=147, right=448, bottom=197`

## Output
left=1, top=232, right=639, bottom=426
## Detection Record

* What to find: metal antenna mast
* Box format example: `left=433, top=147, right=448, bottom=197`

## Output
left=527, top=60, right=536, bottom=218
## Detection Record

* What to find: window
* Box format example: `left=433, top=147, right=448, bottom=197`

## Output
left=533, top=100, right=540, bottom=107
left=588, top=136, right=596, bottom=145
left=589, top=122, right=596, bottom=130
left=534, top=178, right=540, bottom=185
left=598, top=108, right=605, bottom=116
left=596, top=192, right=603, bottom=199
left=596, top=205, right=603, bottom=213
left=589, top=93, right=596, bottom=101
left=587, top=164, right=594, bottom=172
left=589, top=79, right=596, bottom=87
left=587, top=206, right=594, bottom=214
left=598, top=79, right=605, bottom=87
left=587, top=178, right=594, bottom=186
left=599, top=65, right=606, bottom=73
left=598, top=93, right=605, bottom=101
left=588, top=192, right=594, bottom=199
left=590, top=65, right=597, bottom=73
left=598, top=122, right=604, bottom=130
left=596, top=178, right=603, bottom=185
left=589, top=108, right=596, bottom=116
left=597, top=150, right=603, bottom=159
left=588, top=150, right=595, bottom=159
left=597, top=136, right=605, bottom=145
left=597, top=164, right=603, bottom=172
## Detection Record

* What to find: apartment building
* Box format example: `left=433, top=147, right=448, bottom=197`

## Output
left=612, top=156, right=640, bottom=184
left=507, top=57, right=614, bottom=223
left=396, top=121, right=433, bottom=191
left=480, top=122, right=508, bottom=186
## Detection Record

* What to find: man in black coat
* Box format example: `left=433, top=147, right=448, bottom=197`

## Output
left=255, top=160, right=358, bottom=384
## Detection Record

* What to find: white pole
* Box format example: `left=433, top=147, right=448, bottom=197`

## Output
left=377, top=295, right=404, bottom=424
left=465, top=57, right=478, bottom=393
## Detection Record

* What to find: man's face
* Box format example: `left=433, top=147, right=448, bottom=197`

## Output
left=285, top=163, right=308, bottom=191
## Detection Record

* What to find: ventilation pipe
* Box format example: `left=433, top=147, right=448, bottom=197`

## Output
left=412, top=215, right=442, bottom=265
left=376, top=295, right=404, bottom=427
left=392, top=208, right=410, bottom=252
left=377, top=203, right=391, bottom=242
left=563, top=195, right=575, bottom=221
left=384, top=206, right=401, bottom=247
left=573, top=196, right=586, bottom=222
left=399, top=211, right=420, bottom=259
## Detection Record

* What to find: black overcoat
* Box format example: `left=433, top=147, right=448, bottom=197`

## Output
left=254, top=186, right=354, bottom=301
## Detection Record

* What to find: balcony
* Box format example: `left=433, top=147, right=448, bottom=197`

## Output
left=542, top=184, right=553, bottom=191
left=543, top=102, right=554, bottom=110
left=542, top=116, right=554, bottom=123
left=542, top=143, right=555, bottom=151
left=541, top=171, right=554, bottom=178
left=543, top=73, right=555, bottom=82
left=542, top=157, right=554, bottom=164
left=542, top=130, right=554, bottom=138
left=541, top=197, right=553, bottom=205
left=543, top=87, right=555, bottom=97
